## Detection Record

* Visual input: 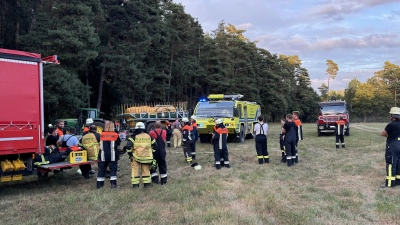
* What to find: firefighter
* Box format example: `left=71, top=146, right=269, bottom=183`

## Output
left=212, top=118, right=230, bottom=169
left=149, top=121, right=168, bottom=185
left=97, top=121, right=121, bottom=189
left=83, top=118, right=94, bottom=134
left=335, top=116, right=346, bottom=149
left=80, top=125, right=100, bottom=179
left=279, top=118, right=287, bottom=163
left=254, top=115, right=269, bottom=164
left=56, top=120, right=64, bottom=138
left=292, top=111, right=303, bottom=163
left=190, top=115, right=199, bottom=160
left=125, top=122, right=157, bottom=188
left=381, top=107, right=400, bottom=188
left=165, top=120, right=173, bottom=148
left=181, top=117, right=194, bottom=163
left=282, top=114, right=298, bottom=167
left=172, top=118, right=182, bottom=149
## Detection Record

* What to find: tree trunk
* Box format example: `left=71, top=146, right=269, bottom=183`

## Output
left=363, top=112, right=366, bottom=123
left=86, top=64, right=90, bottom=107
left=96, top=61, right=106, bottom=112
left=167, top=52, right=174, bottom=102
left=327, top=73, right=331, bottom=101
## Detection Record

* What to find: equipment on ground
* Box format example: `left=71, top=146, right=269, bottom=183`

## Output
left=317, top=100, right=351, bottom=136
left=0, top=48, right=98, bottom=182
left=193, top=94, right=261, bottom=143
left=118, top=102, right=189, bottom=133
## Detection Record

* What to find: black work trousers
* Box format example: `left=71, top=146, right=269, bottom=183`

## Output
left=98, top=161, right=118, bottom=181
left=255, top=135, right=268, bottom=156
left=214, top=146, right=229, bottom=164
left=285, top=139, right=296, bottom=162
left=151, top=148, right=167, bottom=176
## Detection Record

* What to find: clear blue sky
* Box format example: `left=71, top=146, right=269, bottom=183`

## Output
left=176, top=0, right=400, bottom=92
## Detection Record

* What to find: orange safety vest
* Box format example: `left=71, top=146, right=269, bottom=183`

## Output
left=336, top=120, right=345, bottom=126
left=100, top=132, right=119, bottom=141
left=83, top=127, right=89, bottom=133
left=192, top=122, right=198, bottom=128
left=57, top=128, right=63, bottom=137
left=214, top=126, right=228, bottom=134
left=294, top=119, right=302, bottom=127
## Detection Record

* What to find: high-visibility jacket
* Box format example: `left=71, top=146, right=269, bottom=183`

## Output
left=182, top=124, right=194, bottom=143
left=191, top=123, right=198, bottom=142
left=212, top=125, right=228, bottom=149
left=293, top=119, right=303, bottom=141
left=81, top=132, right=100, bottom=160
left=335, top=120, right=345, bottom=136
left=127, top=132, right=156, bottom=163
left=56, top=128, right=63, bottom=138
left=100, top=131, right=119, bottom=161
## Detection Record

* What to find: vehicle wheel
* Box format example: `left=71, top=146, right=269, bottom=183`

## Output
left=317, top=129, right=321, bottom=137
left=146, top=122, right=155, bottom=133
left=199, top=134, right=208, bottom=143
left=93, top=121, right=105, bottom=133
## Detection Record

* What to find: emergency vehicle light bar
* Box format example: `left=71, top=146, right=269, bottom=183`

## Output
left=207, top=94, right=244, bottom=100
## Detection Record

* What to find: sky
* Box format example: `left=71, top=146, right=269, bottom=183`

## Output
left=175, top=0, right=400, bottom=93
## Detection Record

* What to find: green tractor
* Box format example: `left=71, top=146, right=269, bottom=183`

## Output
left=53, top=108, right=105, bottom=135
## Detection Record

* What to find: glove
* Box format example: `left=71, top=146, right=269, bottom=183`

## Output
left=150, top=159, right=157, bottom=171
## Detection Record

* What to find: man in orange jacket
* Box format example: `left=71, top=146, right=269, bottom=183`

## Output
left=292, top=111, right=303, bottom=163
left=335, top=116, right=345, bottom=149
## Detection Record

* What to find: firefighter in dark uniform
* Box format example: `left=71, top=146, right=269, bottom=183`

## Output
left=292, top=111, right=303, bottom=163
left=381, top=107, right=400, bottom=188
left=254, top=115, right=269, bottom=164
left=34, top=146, right=71, bottom=166
left=80, top=125, right=100, bottom=179
left=212, top=118, right=230, bottom=169
left=149, top=121, right=168, bottom=185
left=125, top=122, right=157, bottom=188
left=190, top=116, right=199, bottom=160
left=335, top=116, right=346, bottom=149
left=181, top=117, right=194, bottom=163
left=279, top=118, right=286, bottom=163
left=165, top=120, right=173, bottom=148
left=97, top=121, right=121, bottom=189
left=282, top=114, right=298, bottom=167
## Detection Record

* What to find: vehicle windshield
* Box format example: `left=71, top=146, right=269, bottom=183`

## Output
left=195, top=102, right=235, bottom=118
left=320, top=104, right=347, bottom=114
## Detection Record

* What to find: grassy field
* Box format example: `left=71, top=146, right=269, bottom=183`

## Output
left=1, top=123, right=400, bottom=225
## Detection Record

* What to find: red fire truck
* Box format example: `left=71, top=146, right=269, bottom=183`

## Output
left=0, top=48, right=95, bottom=182
left=317, top=100, right=350, bottom=137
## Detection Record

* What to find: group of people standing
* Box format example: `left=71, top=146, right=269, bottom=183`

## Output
left=254, top=111, right=303, bottom=167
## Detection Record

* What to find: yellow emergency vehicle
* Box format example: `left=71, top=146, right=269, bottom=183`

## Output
left=193, top=94, right=261, bottom=143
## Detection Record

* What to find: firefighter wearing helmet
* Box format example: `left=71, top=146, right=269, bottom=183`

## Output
left=181, top=117, right=194, bottom=163
left=125, top=122, right=157, bottom=188
left=190, top=115, right=199, bottom=160
left=211, top=118, right=230, bottom=169
left=381, top=107, right=400, bottom=188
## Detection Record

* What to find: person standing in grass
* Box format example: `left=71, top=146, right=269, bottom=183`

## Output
left=279, top=118, right=287, bottom=163
left=211, top=118, right=230, bottom=169
left=254, top=115, right=269, bottom=164
left=335, top=116, right=346, bottom=149
left=380, top=107, right=400, bottom=188
left=292, top=111, right=303, bottom=163
left=282, top=114, right=298, bottom=167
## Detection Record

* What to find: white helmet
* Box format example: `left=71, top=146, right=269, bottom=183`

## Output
left=191, top=115, right=196, bottom=120
left=182, top=117, right=189, bottom=122
left=389, top=107, right=400, bottom=115
left=215, top=118, right=223, bottom=125
left=135, top=122, right=145, bottom=129
left=86, top=118, right=94, bottom=125
left=48, top=124, right=53, bottom=128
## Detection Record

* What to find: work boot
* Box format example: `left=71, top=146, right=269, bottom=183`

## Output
left=97, top=181, right=104, bottom=189
left=287, top=158, right=293, bottom=167
left=281, top=156, right=286, bottom=163
left=216, top=164, right=221, bottom=170
left=264, top=157, right=269, bottom=164
left=132, top=184, right=140, bottom=188
left=110, top=180, right=120, bottom=189
left=294, top=156, right=298, bottom=163
left=161, top=177, right=168, bottom=185
left=224, top=164, right=230, bottom=168
left=220, top=159, right=225, bottom=167
left=89, top=170, right=96, bottom=175
left=167, top=143, right=171, bottom=148
left=152, top=176, right=159, bottom=184
left=258, top=158, right=264, bottom=164
left=192, top=155, right=196, bottom=160
left=143, top=183, right=152, bottom=188
left=342, top=144, right=345, bottom=148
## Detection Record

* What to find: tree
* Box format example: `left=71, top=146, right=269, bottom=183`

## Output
left=326, top=59, right=339, bottom=96
left=318, top=83, right=328, bottom=101
left=344, top=78, right=360, bottom=106
left=376, top=61, right=400, bottom=106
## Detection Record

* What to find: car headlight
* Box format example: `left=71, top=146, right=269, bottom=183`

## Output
left=319, top=126, right=324, bottom=129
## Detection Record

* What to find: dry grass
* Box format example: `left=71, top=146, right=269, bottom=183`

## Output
left=1, top=123, right=400, bottom=225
